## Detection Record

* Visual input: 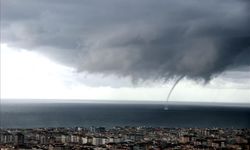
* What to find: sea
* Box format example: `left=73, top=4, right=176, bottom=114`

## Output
left=1, top=102, right=250, bottom=128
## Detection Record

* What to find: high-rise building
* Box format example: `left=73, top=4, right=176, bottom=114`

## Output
left=15, top=133, right=24, bottom=145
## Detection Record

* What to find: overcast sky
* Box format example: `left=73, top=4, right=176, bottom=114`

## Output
left=1, top=0, right=250, bottom=103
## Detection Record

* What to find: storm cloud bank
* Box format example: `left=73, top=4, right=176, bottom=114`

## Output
left=2, top=0, right=250, bottom=81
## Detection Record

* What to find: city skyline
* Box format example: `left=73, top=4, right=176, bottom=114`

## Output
left=1, top=126, right=249, bottom=149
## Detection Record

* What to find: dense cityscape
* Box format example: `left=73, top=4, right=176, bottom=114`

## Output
left=0, top=127, right=249, bottom=150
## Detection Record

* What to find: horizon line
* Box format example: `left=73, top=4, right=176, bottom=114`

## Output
left=1, top=98, right=250, bottom=108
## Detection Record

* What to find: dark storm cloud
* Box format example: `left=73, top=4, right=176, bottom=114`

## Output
left=2, top=0, right=250, bottom=81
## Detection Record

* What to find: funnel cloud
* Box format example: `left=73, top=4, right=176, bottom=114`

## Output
left=165, top=75, right=185, bottom=110
left=2, top=0, right=250, bottom=82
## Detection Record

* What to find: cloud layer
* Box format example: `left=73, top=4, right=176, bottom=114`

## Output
left=2, top=0, right=250, bottom=81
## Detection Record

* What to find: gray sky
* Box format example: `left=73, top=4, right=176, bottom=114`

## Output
left=1, top=0, right=250, bottom=103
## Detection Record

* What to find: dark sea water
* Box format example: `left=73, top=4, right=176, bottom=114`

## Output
left=1, top=103, right=250, bottom=128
